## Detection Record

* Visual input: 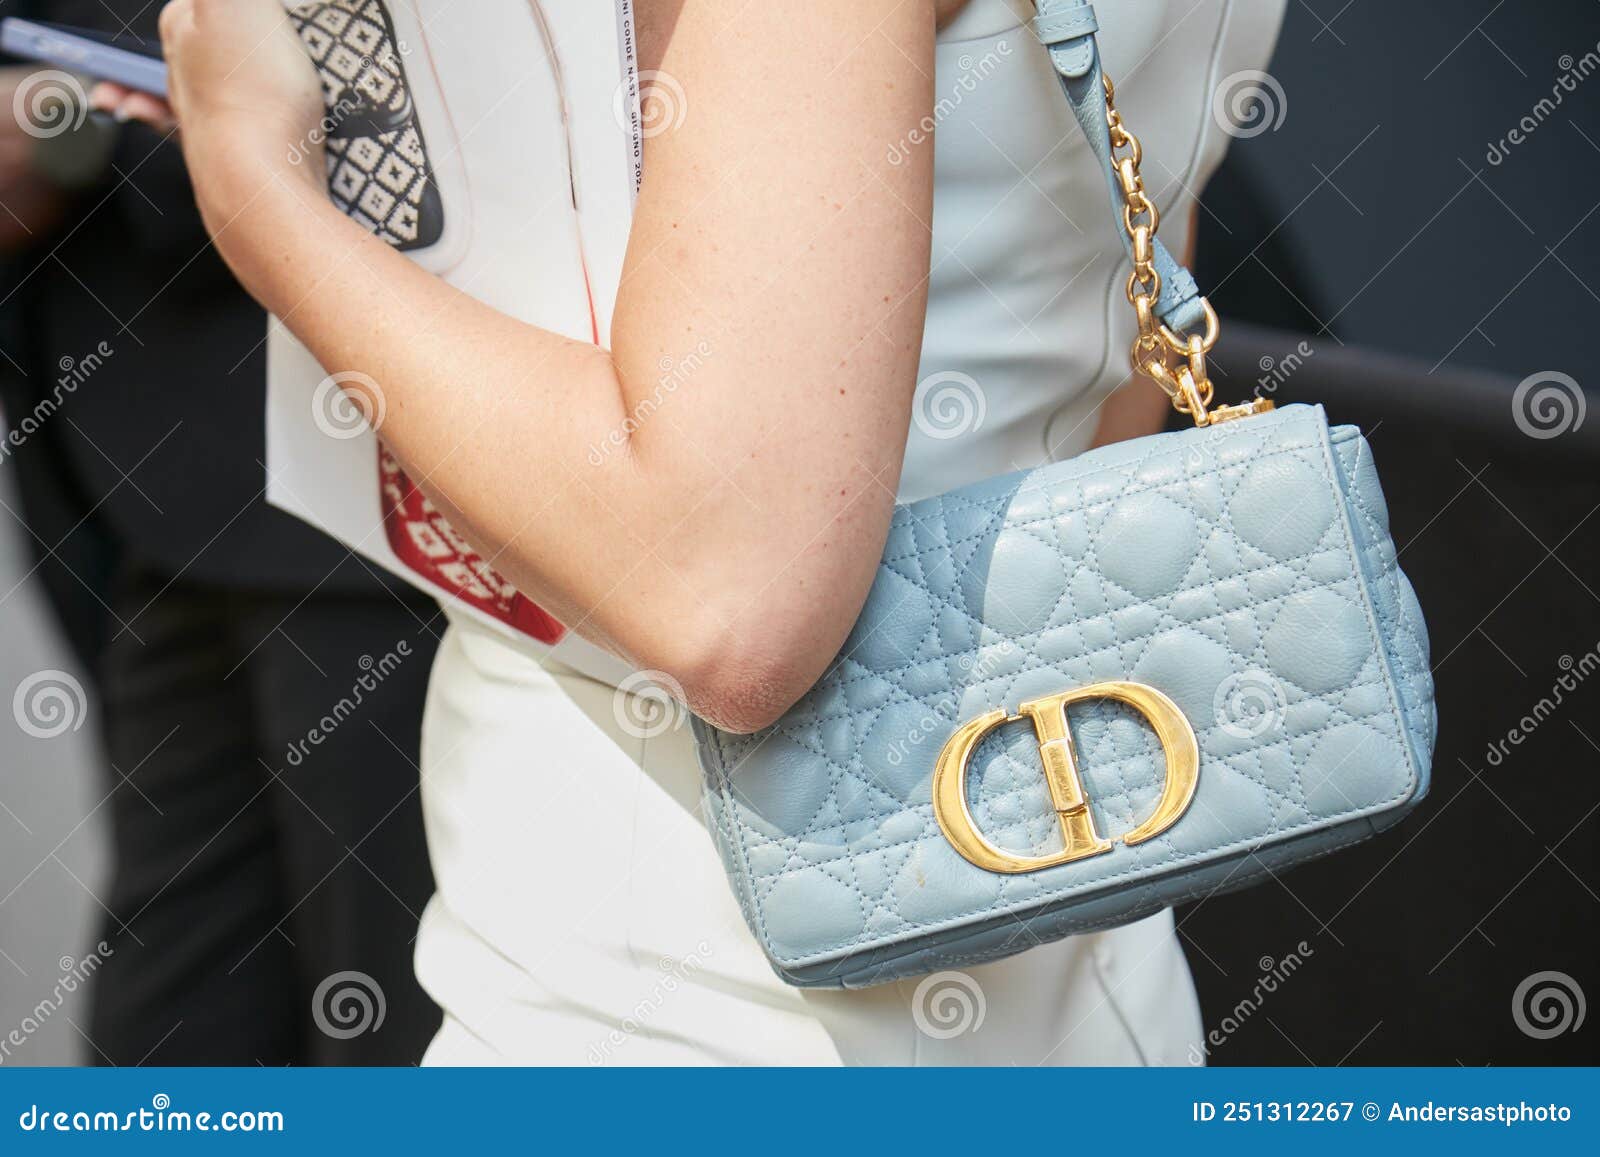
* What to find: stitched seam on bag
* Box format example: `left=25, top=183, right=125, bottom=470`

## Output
left=830, top=823, right=1380, bottom=984
left=716, top=496, right=1025, bottom=868
left=1306, top=418, right=1428, bottom=800
left=842, top=500, right=1366, bottom=713
left=733, top=656, right=1406, bottom=958
left=879, top=437, right=1384, bottom=701
left=737, top=696, right=1408, bottom=961
left=875, top=428, right=1323, bottom=570
left=752, top=446, right=1389, bottom=830
left=706, top=411, right=1426, bottom=965
left=1333, top=433, right=1434, bottom=763
left=729, top=594, right=1408, bottom=950
left=832, top=820, right=1385, bottom=985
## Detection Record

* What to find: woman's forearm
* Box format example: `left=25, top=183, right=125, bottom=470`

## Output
left=213, top=165, right=642, bottom=595
left=162, top=0, right=939, bottom=731
left=207, top=157, right=908, bottom=732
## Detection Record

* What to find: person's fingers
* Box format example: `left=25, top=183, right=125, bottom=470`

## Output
left=115, top=91, right=178, bottom=133
left=88, top=82, right=131, bottom=114
left=89, top=82, right=177, bottom=131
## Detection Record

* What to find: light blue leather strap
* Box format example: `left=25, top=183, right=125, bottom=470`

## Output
left=1032, top=0, right=1205, bottom=333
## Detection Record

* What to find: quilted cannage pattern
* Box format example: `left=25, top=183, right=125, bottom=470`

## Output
left=696, top=405, right=1435, bottom=984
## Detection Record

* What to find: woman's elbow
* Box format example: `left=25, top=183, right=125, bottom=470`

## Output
left=685, top=667, right=802, bottom=736
left=653, top=610, right=841, bottom=736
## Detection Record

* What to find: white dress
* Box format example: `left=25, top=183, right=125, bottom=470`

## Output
left=415, top=0, right=1285, bottom=1066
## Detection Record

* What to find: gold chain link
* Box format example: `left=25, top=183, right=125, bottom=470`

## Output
left=1104, top=74, right=1271, bottom=428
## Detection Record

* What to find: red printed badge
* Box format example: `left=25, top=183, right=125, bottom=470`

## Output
left=378, top=446, right=566, bottom=643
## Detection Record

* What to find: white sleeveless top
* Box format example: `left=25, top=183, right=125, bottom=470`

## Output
left=416, top=0, right=1286, bottom=1066
left=903, top=0, right=1281, bottom=499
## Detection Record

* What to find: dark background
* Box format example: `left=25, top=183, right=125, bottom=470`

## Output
left=1179, top=0, right=1599, bottom=1064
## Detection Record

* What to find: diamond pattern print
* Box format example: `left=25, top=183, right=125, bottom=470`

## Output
left=289, top=2, right=563, bottom=644
left=379, top=447, right=565, bottom=644
left=287, top=0, right=441, bottom=251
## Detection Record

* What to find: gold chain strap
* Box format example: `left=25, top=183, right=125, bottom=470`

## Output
left=1104, top=74, right=1272, bottom=428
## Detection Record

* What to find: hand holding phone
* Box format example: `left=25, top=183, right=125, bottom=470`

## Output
left=6, top=3, right=449, bottom=256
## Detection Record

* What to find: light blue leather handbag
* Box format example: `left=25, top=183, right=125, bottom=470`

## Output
left=693, top=0, right=1437, bottom=989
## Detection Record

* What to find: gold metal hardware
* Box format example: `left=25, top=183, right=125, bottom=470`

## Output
left=931, top=681, right=1200, bottom=874
left=1103, top=74, right=1274, bottom=428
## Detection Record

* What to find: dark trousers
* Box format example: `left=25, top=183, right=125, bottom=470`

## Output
left=85, top=566, right=444, bottom=1065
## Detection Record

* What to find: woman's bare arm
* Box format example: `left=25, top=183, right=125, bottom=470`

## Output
left=153, top=0, right=940, bottom=731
